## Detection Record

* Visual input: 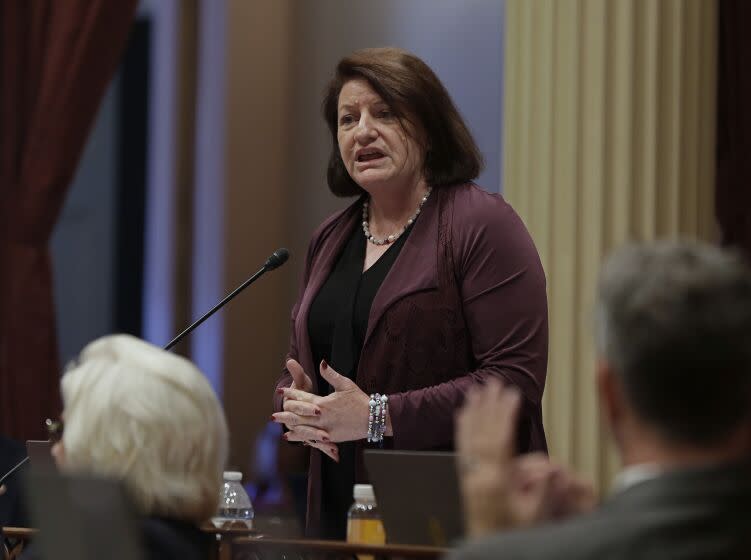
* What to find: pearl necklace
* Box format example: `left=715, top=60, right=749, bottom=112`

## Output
left=362, top=187, right=432, bottom=246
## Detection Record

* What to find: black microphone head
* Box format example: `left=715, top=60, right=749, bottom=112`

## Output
left=264, top=248, right=290, bottom=270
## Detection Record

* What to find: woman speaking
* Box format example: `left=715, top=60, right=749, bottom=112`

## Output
left=272, top=47, right=548, bottom=539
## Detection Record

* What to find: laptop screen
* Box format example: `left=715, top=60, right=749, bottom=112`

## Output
left=25, top=441, right=56, bottom=472
left=364, top=450, right=464, bottom=547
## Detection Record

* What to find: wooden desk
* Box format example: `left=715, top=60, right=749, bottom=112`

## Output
left=201, top=526, right=257, bottom=560
left=2, top=526, right=448, bottom=560
left=2, top=525, right=258, bottom=560
left=232, top=536, right=447, bottom=559
left=2, top=527, right=37, bottom=559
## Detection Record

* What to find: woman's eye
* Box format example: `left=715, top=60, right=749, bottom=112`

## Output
left=339, top=115, right=355, bottom=126
left=379, top=109, right=392, bottom=118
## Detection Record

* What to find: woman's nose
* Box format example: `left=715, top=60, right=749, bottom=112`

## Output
left=354, top=114, right=378, bottom=143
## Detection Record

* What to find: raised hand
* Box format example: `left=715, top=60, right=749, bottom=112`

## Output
left=456, top=378, right=521, bottom=536
left=455, top=378, right=596, bottom=537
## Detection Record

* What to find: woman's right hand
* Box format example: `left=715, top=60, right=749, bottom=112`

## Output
left=282, top=359, right=340, bottom=463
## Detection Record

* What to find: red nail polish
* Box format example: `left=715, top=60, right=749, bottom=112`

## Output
left=282, top=433, right=288, bottom=440
left=270, top=415, right=276, bottom=422
left=315, top=409, right=321, bottom=416
left=321, top=359, right=328, bottom=370
left=276, top=388, right=285, bottom=395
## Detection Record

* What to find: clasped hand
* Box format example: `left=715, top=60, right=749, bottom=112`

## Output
left=272, top=358, right=371, bottom=463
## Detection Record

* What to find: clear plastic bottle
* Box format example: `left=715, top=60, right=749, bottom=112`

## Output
left=212, top=471, right=254, bottom=529
left=346, top=484, right=385, bottom=554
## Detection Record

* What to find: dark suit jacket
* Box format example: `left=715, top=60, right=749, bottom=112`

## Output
left=449, top=460, right=751, bottom=560
left=141, top=517, right=211, bottom=560
left=274, top=183, right=549, bottom=534
left=0, top=436, right=28, bottom=528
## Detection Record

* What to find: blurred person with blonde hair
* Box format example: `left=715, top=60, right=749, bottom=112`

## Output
left=48, top=334, right=228, bottom=560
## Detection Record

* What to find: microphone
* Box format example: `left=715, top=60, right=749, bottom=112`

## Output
left=264, top=248, right=289, bottom=271
left=164, top=247, right=290, bottom=351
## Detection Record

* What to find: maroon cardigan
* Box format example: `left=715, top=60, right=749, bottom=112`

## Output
left=273, top=183, right=548, bottom=534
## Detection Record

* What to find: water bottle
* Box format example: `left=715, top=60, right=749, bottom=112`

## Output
left=347, top=484, right=385, bottom=555
left=212, top=471, right=254, bottom=529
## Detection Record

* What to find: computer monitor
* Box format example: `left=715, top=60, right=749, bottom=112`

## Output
left=25, top=441, right=55, bottom=472
left=363, top=449, right=464, bottom=547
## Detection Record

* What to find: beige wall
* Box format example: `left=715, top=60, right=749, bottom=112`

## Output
left=223, top=0, right=294, bottom=472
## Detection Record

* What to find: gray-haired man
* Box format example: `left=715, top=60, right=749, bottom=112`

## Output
left=451, top=241, right=751, bottom=560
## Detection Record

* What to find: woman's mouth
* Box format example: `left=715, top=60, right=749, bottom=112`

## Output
left=356, top=149, right=385, bottom=163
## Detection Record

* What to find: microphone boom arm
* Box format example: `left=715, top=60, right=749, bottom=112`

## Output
left=0, top=456, right=29, bottom=487
left=164, top=266, right=266, bottom=351
left=163, top=248, right=288, bottom=351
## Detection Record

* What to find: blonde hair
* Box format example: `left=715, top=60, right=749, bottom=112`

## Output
left=60, top=335, right=228, bottom=523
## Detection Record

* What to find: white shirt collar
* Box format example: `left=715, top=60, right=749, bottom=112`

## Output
left=611, top=463, right=663, bottom=494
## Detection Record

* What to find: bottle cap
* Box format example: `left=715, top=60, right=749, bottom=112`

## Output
left=223, top=471, right=242, bottom=481
left=353, top=484, right=375, bottom=501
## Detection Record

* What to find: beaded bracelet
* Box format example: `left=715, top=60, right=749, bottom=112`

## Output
left=367, top=393, right=389, bottom=443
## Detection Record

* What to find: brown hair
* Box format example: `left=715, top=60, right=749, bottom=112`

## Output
left=322, top=47, right=483, bottom=197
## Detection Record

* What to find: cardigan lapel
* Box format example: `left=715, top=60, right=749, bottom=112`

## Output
left=361, top=189, right=440, bottom=352
left=295, top=190, right=441, bottom=386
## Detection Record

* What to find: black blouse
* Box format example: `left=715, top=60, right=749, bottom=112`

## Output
left=307, top=221, right=411, bottom=540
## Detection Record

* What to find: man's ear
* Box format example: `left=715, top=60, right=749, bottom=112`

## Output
left=597, top=358, right=625, bottom=441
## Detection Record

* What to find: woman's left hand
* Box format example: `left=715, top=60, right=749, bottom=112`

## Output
left=272, top=360, right=375, bottom=443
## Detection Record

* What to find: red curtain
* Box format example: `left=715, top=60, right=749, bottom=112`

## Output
left=0, top=1, right=138, bottom=439
left=716, top=0, right=751, bottom=260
